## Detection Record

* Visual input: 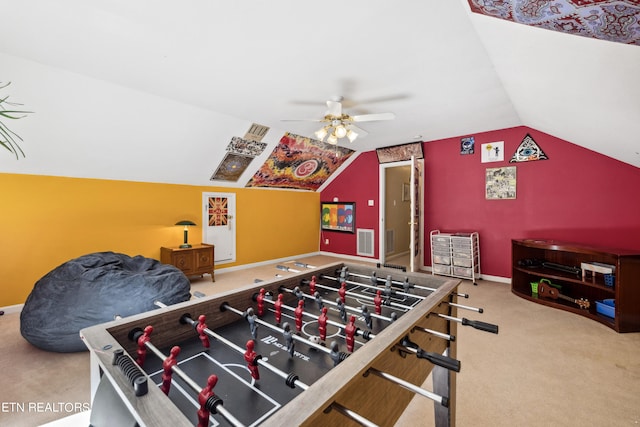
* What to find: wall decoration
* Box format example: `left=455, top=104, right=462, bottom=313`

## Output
left=208, top=197, right=228, bottom=226
left=376, top=141, right=424, bottom=163
left=486, top=166, right=516, bottom=199
left=226, top=136, right=267, bottom=157
left=509, top=133, right=548, bottom=163
left=246, top=133, right=354, bottom=191
left=481, top=141, right=504, bottom=163
left=244, top=123, right=270, bottom=142
left=467, top=0, right=640, bottom=46
left=321, top=202, right=356, bottom=233
left=402, top=182, right=411, bottom=202
left=461, top=136, right=475, bottom=155
left=210, top=152, right=253, bottom=181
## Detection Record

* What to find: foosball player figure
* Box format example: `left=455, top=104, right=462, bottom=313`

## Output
left=196, top=315, right=210, bottom=349
left=370, top=271, right=378, bottom=287
left=345, top=315, right=357, bottom=352
left=318, top=307, right=328, bottom=342
left=374, top=290, right=383, bottom=315
left=384, top=275, right=393, bottom=297
left=329, top=341, right=348, bottom=367
left=245, top=307, right=258, bottom=341
left=274, top=293, right=284, bottom=325
left=339, top=266, right=348, bottom=281
left=244, top=340, right=261, bottom=380
left=336, top=298, right=347, bottom=322
left=197, top=374, right=219, bottom=427
left=136, top=325, right=153, bottom=366
left=294, top=300, right=304, bottom=333
left=256, top=288, right=266, bottom=316
left=308, top=275, right=317, bottom=294
left=160, top=346, right=181, bottom=395
left=338, top=281, right=347, bottom=304
left=403, top=277, right=412, bottom=294
left=282, top=322, right=295, bottom=358
left=314, top=291, right=324, bottom=310
left=390, top=312, right=398, bottom=323
left=361, top=305, right=372, bottom=329
left=293, top=286, right=305, bottom=306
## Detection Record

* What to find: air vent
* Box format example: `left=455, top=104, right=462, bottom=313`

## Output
left=357, top=229, right=375, bottom=257
left=386, top=229, right=395, bottom=254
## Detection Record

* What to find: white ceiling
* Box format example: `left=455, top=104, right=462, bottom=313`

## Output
left=1, top=0, right=639, bottom=185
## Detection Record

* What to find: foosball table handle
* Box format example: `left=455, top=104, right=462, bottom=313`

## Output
left=415, top=349, right=461, bottom=373
left=461, top=318, right=499, bottom=334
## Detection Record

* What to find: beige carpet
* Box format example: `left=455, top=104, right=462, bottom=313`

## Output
left=1, top=255, right=638, bottom=426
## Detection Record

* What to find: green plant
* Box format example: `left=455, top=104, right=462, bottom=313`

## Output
left=1, top=82, right=32, bottom=159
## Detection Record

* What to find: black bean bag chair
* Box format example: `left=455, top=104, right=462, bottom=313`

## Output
left=20, top=251, right=191, bottom=352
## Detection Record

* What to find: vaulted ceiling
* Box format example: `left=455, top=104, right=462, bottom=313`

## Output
left=0, top=0, right=638, bottom=188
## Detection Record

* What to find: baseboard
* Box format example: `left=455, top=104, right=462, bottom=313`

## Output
left=0, top=303, right=24, bottom=314
left=214, top=251, right=324, bottom=275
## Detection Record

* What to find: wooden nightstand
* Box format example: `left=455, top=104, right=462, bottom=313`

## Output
left=160, top=243, right=215, bottom=281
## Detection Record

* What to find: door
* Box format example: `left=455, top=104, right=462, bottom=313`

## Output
left=202, top=192, right=236, bottom=264
left=409, top=156, right=424, bottom=272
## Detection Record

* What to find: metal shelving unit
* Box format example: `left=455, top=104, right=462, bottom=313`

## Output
left=430, top=230, right=481, bottom=285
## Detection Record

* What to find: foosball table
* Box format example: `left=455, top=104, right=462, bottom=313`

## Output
left=80, top=261, right=497, bottom=426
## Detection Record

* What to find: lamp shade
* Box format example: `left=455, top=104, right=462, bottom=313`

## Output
left=175, top=220, right=196, bottom=226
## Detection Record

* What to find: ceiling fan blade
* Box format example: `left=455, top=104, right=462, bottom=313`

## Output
left=351, top=112, right=396, bottom=122
left=281, top=118, right=323, bottom=122
left=326, top=100, right=342, bottom=117
left=348, top=124, right=369, bottom=138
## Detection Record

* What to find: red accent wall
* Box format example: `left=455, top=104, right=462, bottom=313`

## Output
left=321, top=126, right=640, bottom=278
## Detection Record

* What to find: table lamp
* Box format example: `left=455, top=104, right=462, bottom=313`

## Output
left=175, top=220, right=196, bottom=248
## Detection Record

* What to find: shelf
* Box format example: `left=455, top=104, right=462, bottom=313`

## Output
left=512, top=238, right=640, bottom=333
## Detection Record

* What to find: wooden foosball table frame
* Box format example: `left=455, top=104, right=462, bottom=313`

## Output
left=80, top=262, right=461, bottom=426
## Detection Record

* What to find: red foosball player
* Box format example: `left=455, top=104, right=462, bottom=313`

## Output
left=345, top=315, right=357, bottom=352
left=274, top=293, right=283, bottom=324
left=161, top=346, right=180, bottom=395
left=196, top=315, right=210, bottom=349
left=197, top=374, right=218, bottom=427
left=308, top=275, right=317, bottom=294
left=244, top=340, right=261, bottom=380
left=374, top=290, right=383, bottom=315
left=318, top=307, right=328, bottom=342
left=338, top=281, right=347, bottom=303
left=136, top=325, right=153, bottom=366
left=256, top=288, right=266, bottom=316
left=294, top=300, right=304, bottom=333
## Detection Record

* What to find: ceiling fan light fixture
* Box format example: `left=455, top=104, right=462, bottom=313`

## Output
left=346, top=129, right=358, bottom=143
left=327, top=134, right=338, bottom=145
left=315, top=127, right=328, bottom=141
left=334, top=124, right=347, bottom=138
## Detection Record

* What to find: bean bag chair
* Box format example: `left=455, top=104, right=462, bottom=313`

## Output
left=20, top=251, right=191, bottom=352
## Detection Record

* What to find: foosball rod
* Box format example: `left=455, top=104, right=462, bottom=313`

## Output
left=326, top=401, right=379, bottom=427
left=339, top=270, right=469, bottom=299
left=310, top=279, right=413, bottom=312
left=321, top=275, right=483, bottom=313
left=364, top=367, right=449, bottom=407
left=180, top=312, right=310, bottom=391
left=279, top=285, right=395, bottom=323
left=258, top=294, right=376, bottom=341
left=129, top=328, right=244, bottom=427
left=221, top=303, right=335, bottom=356
left=434, top=313, right=499, bottom=334
left=411, top=326, right=455, bottom=342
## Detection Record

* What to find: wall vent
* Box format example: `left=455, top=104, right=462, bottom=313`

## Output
left=357, top=229, right=375, bottom=257
left=385, top=229, right=395, bottom=254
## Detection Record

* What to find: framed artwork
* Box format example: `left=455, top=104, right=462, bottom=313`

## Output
left=321, top=202, right=355, bottom=233
left=486, top=166, right=517, bottom=199
left=402, top=182, right=410, bottom=201
left=481, top=141, right=504, bottom=163
left=460, top=136, right=475, bottom=155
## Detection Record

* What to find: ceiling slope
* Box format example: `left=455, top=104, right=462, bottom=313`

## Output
left=0, top=0, right=638, bottom=188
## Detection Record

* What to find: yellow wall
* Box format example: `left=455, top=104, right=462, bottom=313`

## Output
left=0, top=173, right=320, bottom=307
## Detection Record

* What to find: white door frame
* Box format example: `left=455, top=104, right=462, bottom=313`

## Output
left=202, top=192, right=236, bottom=264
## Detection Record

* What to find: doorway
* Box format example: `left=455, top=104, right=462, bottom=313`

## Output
left=378, top=158, right=424, bottom=272
left=202, top=192, right=236, bottom=264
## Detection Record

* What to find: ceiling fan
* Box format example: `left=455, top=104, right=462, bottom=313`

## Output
left=284, top=96, right=395, bottom=144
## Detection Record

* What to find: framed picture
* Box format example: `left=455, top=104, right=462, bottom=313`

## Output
left=402, top=182, right=410, bottom=201
left=321, top=202, right=355, bottom=233
left=486, top=166, right=517, bottom=199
